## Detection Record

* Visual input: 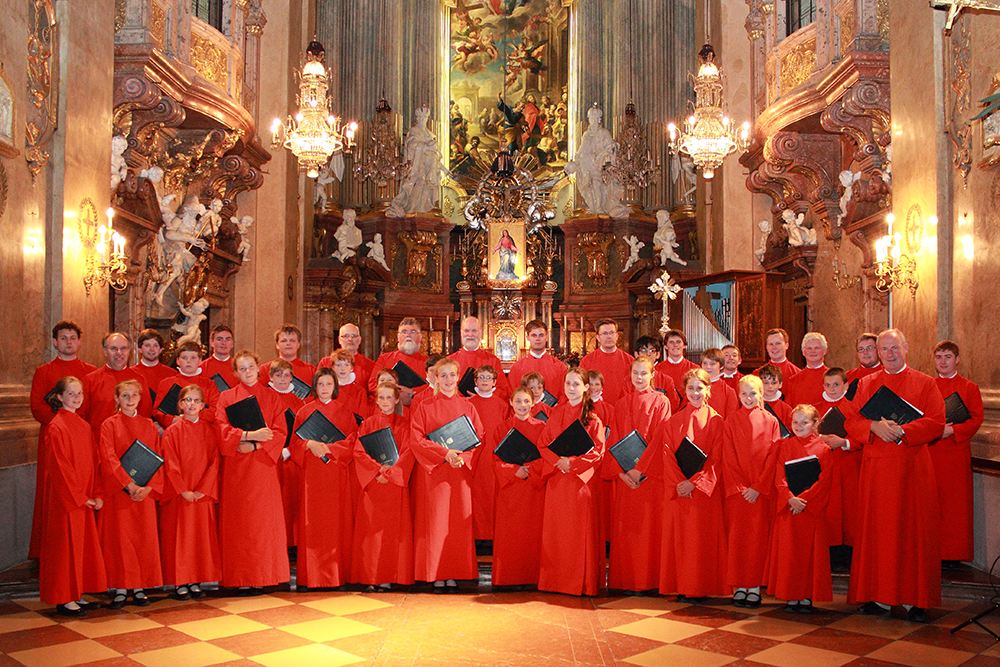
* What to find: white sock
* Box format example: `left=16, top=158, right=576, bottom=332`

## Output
left=874, top=601, right=890, bottom=611
left=433, top=580, right=445, bottom=587
left=902, top=604, right=913, bottom=611
left=748, top=587, right=760, bottom=595
left=446, top=579, right=457, bottom=587
left=64, top=601, right=80, bottom=610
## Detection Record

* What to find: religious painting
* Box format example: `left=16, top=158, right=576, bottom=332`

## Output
left=494, top=324, right=520, bottom=362
left=487, top=218, right=526, bottom=283
left=448, top=0, right=571, bottom=191
left=0, top=64, right=15, bottom=158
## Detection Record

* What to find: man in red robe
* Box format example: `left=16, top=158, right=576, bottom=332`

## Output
left=259, top=324, right=317, bottom=386
left=200, top=325, right=238, bottom=390
left=580, top=319, right=634, bottom=405
left=81, top=333, right=152, bottom=443
left=508, top=319, right=567, bottom=402
left=369, top=318, right=429, bottom=404
left=654, top=329, right=698, bottom=406
left=754, top=328, right=801, bottom=380
left=845, top=329, right=946, bottom=623
left=720, top=345, right=744, bottom=392
left=29, top=321, right=96, bottom=560
left=783, top=332, right=829, bottom=410
left=130, top=329, right=178, bottom=405
left=449, top=316, right=512, bottom=399
left=846, top=333, right=882, bottom=390
left=318, top=322, right=375, bottom=393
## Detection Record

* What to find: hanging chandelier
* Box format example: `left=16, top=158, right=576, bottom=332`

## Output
left=270, top=40, right=357, bottom=178
left=667, top=44, right=750, bottom=179
left=353, top=98, right=410, bottom=197
left=604, top=102, right=659, bottom=203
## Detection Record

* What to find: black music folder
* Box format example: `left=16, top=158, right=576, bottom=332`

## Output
left=44, top=386, right=59, bottom=406
left=655, top=387, right=668, bottom=396
left=354, top=412, right=365, bottom=426
left=845, top=377, right=860, bottom=401
left=392, top=361, right=428, bottom=389
left=148, top=387, right=157, bottom=405
left=360, top=427, right=400, bottom=466
left=120, top=439, right=164, bottom=488
left=283, top=408, right=295, bottom=449
left=859, top=385, right=923, bottom=425
left=458, top=367, right=476, bottom=397
left=674, top=437, right=707, bottom=479
left=494, top=428, right=542, bottom=465
left=944, top=392, right=972, bottom=425
left=289, top=375, right=312, bottom=400
left=155, top=383, right=181, bottom=417
left=764, top=402, right=791, bottom=438
left=540, top=390, right=558, bottom=407
left=534, top=408, right=549, bottom=423
left=547, top=419, right=595, bottom=458
left=211, top=373, right=231, bottom=392
left=224, top=395, right=266, bottom=431
left=817, top=406, right=847, bottom=438
left=426, top=414, right=481, bottom=451
left=609, top=429, right=648, bottom=475
left=295, top=409, right=347, bottom=464
left=785, top=454, right=822, bottom=496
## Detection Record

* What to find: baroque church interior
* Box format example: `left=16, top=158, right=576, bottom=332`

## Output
left=2, top=0, right=1000, bottom=665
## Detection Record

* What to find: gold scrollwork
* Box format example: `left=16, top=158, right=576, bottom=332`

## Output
left=398, top=230, right=439, bottom=283
left=150, top=2, right=166, bottom=50
left=876, top=0, right=890, bottom=43
left=25, top=0, right=58, bottom=183
left=840, top=10, right=855, bottom=58
left=114, top=0, right=126, bottom=32
left=0, top=161, right=8, bottom=220
left=577, top=232, right=614, bottom=285
left=191, top=33, right=229, bottom=91
left=780, top=40, right=816, bottom=94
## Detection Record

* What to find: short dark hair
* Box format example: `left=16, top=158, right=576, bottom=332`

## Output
left=274, top=324, right=302, bottom=343
left=664, top=329, right=687, bottom=345
left=52, top=321, right=82, bottom=339
left=635, top=335, right=662, bottom=354
left=594, top=318, right=616, bottom=333
left=933, top=340, right=960, bottom=356
left=758, top=363, right=783, bottom=382
left=210, top=324, right=233, bottom=338
left=765, top=328, right=790, bottom=344
left=823, top=367, right=848, bottom=383
left=268, top=359, right=293, bottom=376
left=701, top=347, right=724, bottom=364
left=856, top=332, right=878, bottom=346
left=175, top=341, right=204, bottom=358
left=137, top=329, right=165, bottom=347
left=525, top=319, right=547, bottom=334
left=312, top=367, right=340, bottom=399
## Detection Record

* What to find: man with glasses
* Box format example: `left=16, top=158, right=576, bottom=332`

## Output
left=580, top=319, right=633, bottom=405
left=448, top=316, right=511, bottom=399
left=82, top=332, right=152, bottom=441
left=369, top=318, right=429, bottom=405
left=319, top=323, right=375, bottom=393
left=846, top=333, right=881, bottom=390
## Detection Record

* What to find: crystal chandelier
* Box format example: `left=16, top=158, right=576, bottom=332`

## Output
left=604, top=102, right=659, bottom=203
left=667, top=44, right=751, bottom=179
left=353, top=97, right=410, bottom=198
left=270, top=40, right=357, bottom=178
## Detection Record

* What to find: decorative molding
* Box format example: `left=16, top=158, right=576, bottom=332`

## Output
left=0, top=161, right=8, bottom=220
left=191, top=32, right=229, bottom=91
left=114, top=0, right=126, bottom=33
left=150, top=2, right=166, bottom=51
left=25, top=0, right=57, bottom=182
left=948, top=17, right=972, bottom=188
left=876, top=0, right=890, bottom=44
left=576, top=232, right=615, bottom=285
left=397, top=230, right=439, bottom=283
left=0, top=61, right=16, bottom=158
left=780, top=39, right=816, bottom=94
left=839, top=8, right=855, bottom=59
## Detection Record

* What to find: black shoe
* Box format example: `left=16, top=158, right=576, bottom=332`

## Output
left=174, top=586, right=191, bottom=601
left=108, top=593, right=127, bottom=610
left=796, top=602, right=814, bottom=614
left=785, top=603, right=800, bottom=613
left=236, top=587, right=252, bottom=597
left=860, top=601, right=890, bottom=616
left=907, top=607, right=928, bottom=623
left=56, top=603, right=86, bottom=617
left=77, top=600, right=100, bottom=611
left=745, top=592, right=762, bottom=609
left=248, top=587, right=264, bottom=596
left=189, top=584, right=205, bottom=599
left=732, top=591, right=748, bottom=607
left=684, top=596, right=707, bottom=605
left=131, top=590, right=151, bottom=607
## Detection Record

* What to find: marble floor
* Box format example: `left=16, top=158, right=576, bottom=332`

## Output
left=1, top=586, right=999, bottom=667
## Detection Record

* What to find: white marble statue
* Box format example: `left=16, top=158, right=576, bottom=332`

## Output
left=836, top=170, right=861, bottom=227
left=232, top=215, right=254, bottom=262
left=653, top=209, right=687, bottom=266
left=111, top=135, right=128, bottom=190
left=623, top=235, right=644, bottom=272
left=332, top=208, right=363, bottom=261
left=671, top=151, right=697, bottom=202
left=152, top=194, right=208, bottom=306
left=315, top=164, right=335, bottom=212
left=883, top=144, right=893, bottom=187
left=366, top=233, right=389, bottom=270
left=173, top=297, right=210, bottom=347
left=387, top=106, right=447, bottom=218
left=202, top=198, right=224, bottom=238
left=782, top=209, right=817, bottom=246
left=755, top=219, right=772, bottom=265
left=564, top=105, right=630, bottom=219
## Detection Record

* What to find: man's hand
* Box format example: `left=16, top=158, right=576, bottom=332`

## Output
left=742, top=487, right=760, bottom=504
left=820, top=434, right=847, bottom=450
left=871, top=418, right=903, bottom=443
left=556, top=457, right=572, bottom=473
left=445, top=450, right=464, bottom=468
left=677, top=480, right=695, bottom=498
left=515, top=465, right=530, bottom=480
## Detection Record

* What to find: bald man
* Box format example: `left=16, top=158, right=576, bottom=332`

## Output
left=319, top=323, right=375, bottom=391
left=448, top=317, right=511, bottom=399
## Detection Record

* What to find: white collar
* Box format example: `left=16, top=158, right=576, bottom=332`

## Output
left=591, top=393, right=603, bottom=402
left=666, top=356, right=685, bottom=364
left=213, top=354, right=230, bottom=362
left=475, top=388, right=494, bottom=398
left=598, top=347, right=617, bottom=354
left=722, top=372, right=737, bottom=378
left=885, top=364, right=908, bottom=375
left=529, top=350, right=546, bottom=359
left=770, top=357, right=788, bottom=364
left=338, top=372, right=356, bottom=385
left=179, top=368, right=203, bottom=377
left=185, top=416, right=200, bottom=424
left=140, top=358, right=160, bottom=367
left=269, top=382, right=294, bottom=394
left=764, top=395, right=782, bottom=403
left=806, top=362, right=825, bottom=369
left=319, top=398, right=333, bottom=404
left=822, top=392, right=845, bottom=402
left=938, top=371, right=958, bottom=379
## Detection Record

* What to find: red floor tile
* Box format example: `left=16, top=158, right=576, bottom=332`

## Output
left=790, top=626, right=894, bottom=655
left=674, top=627, right=782, bottom=658
left=91, top=626, right=201, bottom=654
left=207, top=628, right=312, bottom=657
left=0, top=622, right=87, bottom=653
left=661, top=604, right=752, bottom=628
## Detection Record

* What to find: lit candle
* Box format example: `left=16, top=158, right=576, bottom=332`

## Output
left=429, top=317, right=433, bottom=332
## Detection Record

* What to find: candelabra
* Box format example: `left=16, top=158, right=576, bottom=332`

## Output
left=604, top=102, right=659, bottom=203
left=831, top=242, right=860, bottom=290
left=81, top=202, right=128, bottom=295
left=353, top=98, right=410, bottom=198
left=872, top=213, right=918, bottom=298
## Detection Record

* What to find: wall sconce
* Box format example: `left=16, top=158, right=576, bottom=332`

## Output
left=79, top=198, right=128, bottom=295
left=873, top=212, right=918, bottom=298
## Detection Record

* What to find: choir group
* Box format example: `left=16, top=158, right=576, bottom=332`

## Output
left=29, top=315, right=983, bottom=625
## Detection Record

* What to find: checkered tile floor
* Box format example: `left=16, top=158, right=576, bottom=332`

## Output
left=0, top=589, right=997, bottom=666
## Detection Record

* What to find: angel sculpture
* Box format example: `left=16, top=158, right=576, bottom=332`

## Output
left=623, top=235, right=645, bottom=272
left=111, top=135, right=128, bottom=190
left=332, top=209, right=363, bottom=261
left=173, top=297, right=209, bottom=347
left=836, top=170, right=861, bottom=228
left=782, top=209, right=817, bottom=246
left=232, top=215, right=254, bottom=262
left=653, top=210, right=687, bottom=266
left=366, top=233, right=389, bottom=271
left=755, top=219, right=772, bottom=265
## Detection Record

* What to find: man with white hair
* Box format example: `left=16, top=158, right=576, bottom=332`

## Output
left=319, top=323, right=375, bottom=394
left=448, top=316, right=511, bottom=399
left=782, top=332, right=829, bottom=410
left=368, top=318, right=429, bottom=405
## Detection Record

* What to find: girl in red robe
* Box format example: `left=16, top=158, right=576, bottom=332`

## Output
left=159, top=384, right=221, bottom=599
left=215, top=350, right=290, bottom=595
left=268, top=360, right=305, bottom=551
left=638, top=368, right=727, bottom=601
left=605, top=357, right=671, bottom=595
left=40, top=377, right=107, bottom=616
left=538, top=368, right=607, bottom=597
left=99, top=379, right=163, bottom=608
left=766, top=404, right=834, bottom=613
left=410, top=358, right=484, bottom=592
left=289, top=368, right=358, bottom=589
left=350, top=381, right=415, bottom=591
left=491, top=386, right=546, bottom=587
left=330, top=349, right=371, bottom=419
left=468, top=364, right=510, bottom=541
left=722, top=375, right=780, bottom=608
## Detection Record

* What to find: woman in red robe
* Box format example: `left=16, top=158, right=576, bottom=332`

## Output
left=491, top=386, right=546, bottom=587
left=410, top=358, right=484, bottom=592
left=39, top=377, right=107, bottom=616
left=159, top=384, right=221, bottom=599
left=99, top=379, right=163, bottom=608
left=722, top=376, right=780, bottom=608
left=289, top=368, right=358, bottom=589
left=766, top=404, right=834, bottom=613
left=215, top=350, right=289, bottom=594
left=604, top=357, right=670, bottom=595
left=638, top=368, right=727, bottom=601
left=538, top=368, right=606, bottom=597
left=350, top=381, right=415, bottom=591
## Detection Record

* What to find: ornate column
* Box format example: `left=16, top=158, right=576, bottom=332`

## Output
left=242, top=0, right=266, bottom=120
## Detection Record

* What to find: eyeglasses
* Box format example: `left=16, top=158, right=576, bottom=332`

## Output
left=180, top=398, right=204, bottom=404
left=399, top=329, right=420, bottom=336
left=476, top=375, right=495, bottom=381
left=857, top=345, right=876, bottom=352
left=340, top=333, right=360, bottom=339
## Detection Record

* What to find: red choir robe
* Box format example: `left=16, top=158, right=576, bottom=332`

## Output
left=81, top=366, right=153, bottom=443
left=819, top=394, right=862, bottom=546
left=215, top=382, right=290, bottom=587
left=844, top=366, right=946, bottom=609
left=289, top=399, right=358, bottom=588
left=449, top=347, right=513, bottom=399
left=260, top=357, right=317, bottom=386
left=334, top=376, right=371, bottom=420
left=638, top=403, right=727, bottom=597
left=152, top=372, right=220, bottom=429
left=764, top=397, right=794, bottom=434
left=537, top=402, right=606, bottom=597
left=721, top=372, right=744, bottom=393
left=200, top=355, right=238, bottom=392
left=655, top=357, right=699, bottom=405
left=580, top=348, right=635, bottom=405
left=159, top=417, right=221, bottom=586
left=468, top=391, right=511, bottom=540
left=271, top=388, right=305, bottom=549
left=508, top=352, right=567, bottom=402
left=29, top=356, right=96, bottom=560
left=491, top=416, right=546, bottom=586
left=604, top=388, right=670, bottom=592
left=766, top=433, right=834, bottom=602
left=369, top=350, right=429, bottom=394
left=410, top=392, right=484, bottom=582
left=319, top=352, right=376, bottom=395
left=131, top=361, right=178, bottom=407
left=846, top=363, right=881, bottom=385
left=783, top=365, right=829, bottom=412
left=707, top=379, right=739, bottom=418
left=931, top=373, right=984, bottom=561
left=99, top=412, right=163, bottom=589
left=592, top=396, right=616, bottom=543
left=350, top=410, right=416, bottom=585
left=722, top=405, right=780, bottom=590
left=754, top=358, right=801, bottom=381
left=653, top=370, right=680, bottom=413
left=39, top=410, right=107, bottom=605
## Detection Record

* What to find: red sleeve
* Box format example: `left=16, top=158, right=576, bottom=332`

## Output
left=47, top=422, right=92, bottom=509
left=951, top=380, right=984, bottom=442
left=689, top=416, right=722, bottom=497
left=215, top=391, right=243, bottom=456
left=99, top=418, right=134, bottom=491
left=30, top=366, right=57, bottom=426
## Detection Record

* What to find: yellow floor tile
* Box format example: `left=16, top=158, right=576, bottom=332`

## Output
left=300, top=594, right=393, bottom=616
left=748, top=642, right=857, bottom=667
left=278, top=616, right=381, bottom=642
left=12, top=597, right=50, bottom=612
left=172, top=614, right=272, bottom=641
left=7, top=638, right=121, bottom=667
left=600, top=597, right=691, bottom=617
left=622, top=643, right=736, bottom=667
left=825, top=613, right=919, bottom=640
left=202, top=595, right=294, bottom=615
left=608, top=616, right=711, bottom=643
left=130, top=641, right=242, bottom=667
left=249, top=643, right=366, bottom=667
left=866, top=640, right=975, bottom=667
left=719, top=616, right=815, bottom=642
left=0, top=611, right=56, bottom=634
left=63, top=614, right=164, bottom=638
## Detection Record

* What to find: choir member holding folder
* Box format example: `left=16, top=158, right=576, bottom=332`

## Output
left=410, top=358, right=484, bottom=592
left=721, top=375, right=780, bottom=608
left=468, top=364, right=510, bottom=541
left=268, top=360, right=305, bottom=551
left=816, top=368, right=860, bottom=549
left=152, top=342, right=219, bottom=430
left=537, top=368, right=606, bottom=597
left=215, top=350, right=289, bottom=595
left=98, top=379, right=163, bottom=608
left=637, top=368, right=726, bottom=602
left=289, top=368, right=358, bottom=589
left=766, top=404, right=833, bottom=614
left=604, top=357, right=671, bottom=595
left=350, top=382, right=415, bottom=591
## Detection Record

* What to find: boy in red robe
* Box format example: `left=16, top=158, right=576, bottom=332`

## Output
left=635, top=336, right=680, bottom=413
left=817, top=368, right=861, bottom=557
left=268, top=360, right=306, bottom=550
left=152, top=342, right=220, bottom=430
left=130, top=329, right=178, bottom=406
left=702, top=348, right=739, bottom=418
left=760, top=364, right=793, bottom=431
left=468, top=364, right=511, bottom=540
left=329, top=349, right=371, bottom=419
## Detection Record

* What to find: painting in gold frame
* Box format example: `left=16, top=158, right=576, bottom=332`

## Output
left=487, top=218, right=526, bottom=284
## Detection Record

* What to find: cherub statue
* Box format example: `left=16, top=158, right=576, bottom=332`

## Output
left=883, top=144, right=893, bottom=187
left=201, top=198, right=224, bottom=238
left=836, top=170, right=861, bottom=228
left=671, top=151, right=697, bottom=203
left=232, top=215, right=254, bottom=262
left=782, top=209, right=817, bottom=246
left=172, top=297, right=209, bottom=347
left=332, top=209, right=363, bottom=261
left=623, top=235, right=644, bottom=272
left=366, top=233, right=389, bottom=271
left=564, top=105, right=630, bottom=219
left=387, top=106, right=449, bottom=218
left=755, top=219, right=772, bottom=265
left=653, top=209, right=687, bottom=266
left=315, top=164, right=335, bottom=212
left=151, top=195, right=208, bottom=306
left=111, top=135, right=128, bottom=190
